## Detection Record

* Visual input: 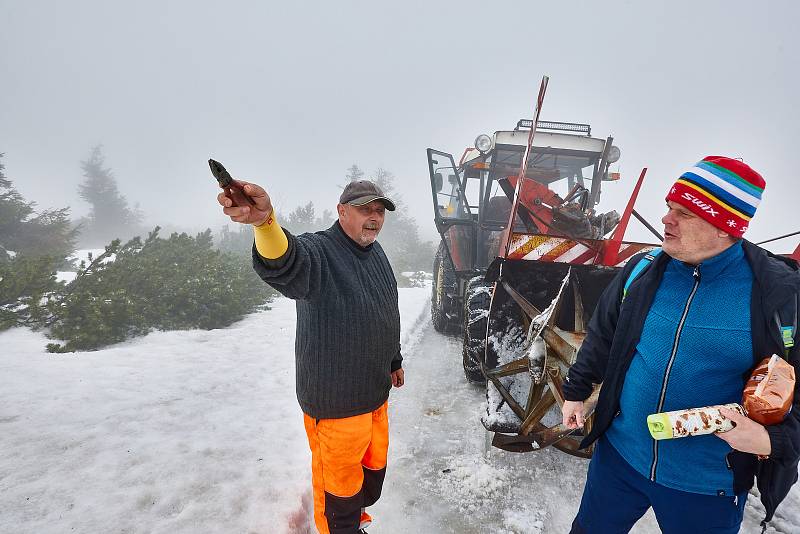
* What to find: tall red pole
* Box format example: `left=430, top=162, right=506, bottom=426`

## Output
left=503, top=76, right=549, bottom=258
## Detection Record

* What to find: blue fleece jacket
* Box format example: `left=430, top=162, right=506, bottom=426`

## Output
left=605, top=241, right=754, bottom=496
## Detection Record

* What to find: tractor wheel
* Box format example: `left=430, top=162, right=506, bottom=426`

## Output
left=431, top=242, right=458, bottom=334
left=462, top=276, right=491, bottom=384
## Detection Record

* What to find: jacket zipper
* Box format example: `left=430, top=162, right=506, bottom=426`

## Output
left=649, top=265, right=701, bottom=481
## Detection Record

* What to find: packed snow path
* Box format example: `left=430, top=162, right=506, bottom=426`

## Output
left=1, top=288, right=797, bottom=533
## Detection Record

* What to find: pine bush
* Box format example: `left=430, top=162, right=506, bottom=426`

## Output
left=46, top=227, right=275, bottom=352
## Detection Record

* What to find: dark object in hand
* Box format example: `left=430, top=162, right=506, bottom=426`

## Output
left=209, top=158, right=254, bottom=206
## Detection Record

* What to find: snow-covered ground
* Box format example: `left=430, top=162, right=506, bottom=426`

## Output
left=1, top=287, right=798, bottom=533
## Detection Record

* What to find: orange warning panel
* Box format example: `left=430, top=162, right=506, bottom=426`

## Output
left=507, top=233, right=655, bottom=267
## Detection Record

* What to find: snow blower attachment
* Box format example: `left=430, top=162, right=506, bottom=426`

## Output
left=479, top=249, right=653, bottom=456
left=482, top=264, right=616, bottom=456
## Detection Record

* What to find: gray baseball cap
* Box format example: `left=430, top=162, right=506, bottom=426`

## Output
left=339, top=180, right=396, bottom=211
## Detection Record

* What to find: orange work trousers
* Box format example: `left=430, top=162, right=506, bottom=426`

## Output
left=303, top=402, right=389, bottom=534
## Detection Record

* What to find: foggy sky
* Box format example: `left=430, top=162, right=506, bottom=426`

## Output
left=2, top=0, right=799, bottom=252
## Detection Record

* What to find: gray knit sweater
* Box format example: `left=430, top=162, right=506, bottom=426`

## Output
left=252, top=221, right=402, bottom=419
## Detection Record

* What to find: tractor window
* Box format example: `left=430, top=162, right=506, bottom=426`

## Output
left=492, top=147, right=596, bottom=189
left=487, top=147, right=600, bottom=207
left=428, top=150, right=471, bottom=222
left=462, top=175, right=482, bottom=216
left=483, top=188, right=526, bottom=229
left=436, top=167, right=468, bottom=219
left=484, top=178, right=512, bottom=224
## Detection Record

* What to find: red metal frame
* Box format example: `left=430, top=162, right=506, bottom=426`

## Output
left=600, top=167, right=648, bottom=266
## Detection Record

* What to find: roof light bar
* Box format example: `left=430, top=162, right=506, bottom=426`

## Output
left=515, top=119, right=591, bottom=136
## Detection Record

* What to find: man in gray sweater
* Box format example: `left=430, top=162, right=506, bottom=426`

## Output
left=218, top=178, right=404, bottom=534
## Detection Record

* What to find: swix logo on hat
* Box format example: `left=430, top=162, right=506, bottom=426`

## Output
left=680, top=192, right=719, bottom=217
left=666, top=156, right=765, bottom=238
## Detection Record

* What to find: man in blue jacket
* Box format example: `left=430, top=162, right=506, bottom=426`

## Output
left=562, top=156, right=800, bottom=533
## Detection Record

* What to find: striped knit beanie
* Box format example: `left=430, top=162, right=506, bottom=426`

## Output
left=666, top=156, right=765, bottom=237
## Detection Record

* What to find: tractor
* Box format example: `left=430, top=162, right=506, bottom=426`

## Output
left=427, top=77, right=665, bottom=456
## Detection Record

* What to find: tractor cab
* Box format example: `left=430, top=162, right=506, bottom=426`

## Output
left=427, top=120, right=624, bottom=331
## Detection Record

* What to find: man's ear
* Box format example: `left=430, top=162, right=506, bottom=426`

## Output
left=337, top=203, right=346, bottom=218
left=717, top=229, right=738, bottom=244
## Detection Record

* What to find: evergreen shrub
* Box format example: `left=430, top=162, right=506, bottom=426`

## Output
left=46, top=227, right=275, bottom=352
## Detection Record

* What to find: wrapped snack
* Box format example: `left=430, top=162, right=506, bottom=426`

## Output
left=742, top=355, right=796, bottom=426
left=647, top=403, right=745, bottom=440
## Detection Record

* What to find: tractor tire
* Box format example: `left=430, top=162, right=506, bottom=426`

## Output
left=431, top=242, right=458, bottom=334
left=462, top=276, right=491, bottom=384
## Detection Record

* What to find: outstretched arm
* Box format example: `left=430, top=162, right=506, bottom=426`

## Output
left=216, top=179, right=324, bottom=299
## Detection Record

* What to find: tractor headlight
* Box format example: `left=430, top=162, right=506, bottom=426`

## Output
left=474, top=134, right=492, bottom=153
left=607, top=145, right=621, bottom=163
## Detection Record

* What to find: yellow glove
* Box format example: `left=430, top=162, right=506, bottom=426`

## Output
left=253, top=210, right=288, bottom=259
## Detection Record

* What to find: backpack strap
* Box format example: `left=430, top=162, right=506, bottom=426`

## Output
left=774, top=291, right=798, bottom=358
left=621, top=248, right=663, bottom=303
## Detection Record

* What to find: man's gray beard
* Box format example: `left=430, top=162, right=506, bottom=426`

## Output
left=358, top=231, right=378, bottom=246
